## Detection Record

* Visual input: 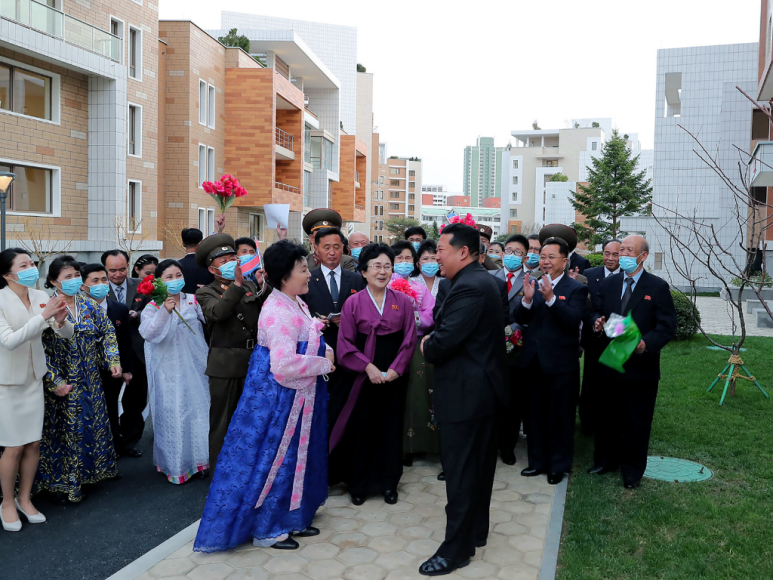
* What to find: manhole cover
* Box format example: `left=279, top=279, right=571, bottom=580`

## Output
left=644, top=457, right=713, bottom=482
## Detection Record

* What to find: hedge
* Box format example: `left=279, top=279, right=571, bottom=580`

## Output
left=671, top=290, right=701, bottom=341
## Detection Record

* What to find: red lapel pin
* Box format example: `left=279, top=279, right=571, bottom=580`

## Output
left=351, top=289, right=356, bottom=294
left=559, top=295, right=566, bottom=300
left=392, top=305, right=399, bottom=310
left=39, top=304, right=46, bottom=308
left=246, top=292, right=253, bottom=297
left=645, top=295, right=651, bottom=301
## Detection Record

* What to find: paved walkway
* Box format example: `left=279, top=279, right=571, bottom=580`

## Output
left=110, top=444, right=565, bottom=580
left=695, top=297, right=773, bottom=338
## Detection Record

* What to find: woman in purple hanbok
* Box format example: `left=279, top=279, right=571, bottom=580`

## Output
left=330, top=243, right=417, bottom=506
left=194, top=241, right=334, bottom=552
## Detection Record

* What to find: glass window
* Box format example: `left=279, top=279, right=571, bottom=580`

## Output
left=512, top=176, right=518, bottom=185
left=128, top=104, right=141, bottom=156
left=128, top=180, right=141, bottom=231
left=390, top=180, right=400, bottom=186
left=0, top=64, right=9, bottom=112
left=409, top=170, right=415, bottom=177
left=208, top=84, right=215, bottom=128
left=198, top=144, right=206, bottom=186
left=303, top=170, right=311, bottom=207
left=207, top=147, right=215, bottom=181
left=510, top=209, right=517, bottom=218
left=198, top=208, right=206, bottom=231
left=0, top=64, right=51, bottom=120
left=409, top=181, right=415, bottom=189
left=390, top=167, right=399, bottom=175
left=129, top=27, right=141, bottom=79
left=513, top=160, right=518, bottom=169
left=591, top=142, right=597, bottom=151
left=1, top=163, right=52, bottom=213
left=199, top=80, right=207, bottom=125
left=250, top=213, right=263, bottom=240
left=207, top=209, right=215, bottom=236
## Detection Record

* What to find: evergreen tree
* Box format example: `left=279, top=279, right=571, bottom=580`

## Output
left=384, top=216, right=421, bottom=238
left=429, top=222, right=440, bottom=241
left=570, top=129, right=652, bottom=245
left=218, top=29, right=250, bottom=53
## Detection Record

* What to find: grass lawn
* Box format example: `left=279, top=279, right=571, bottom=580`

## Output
left=558, top=335, right=773, bottom=580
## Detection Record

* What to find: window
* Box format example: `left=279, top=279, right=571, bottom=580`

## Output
left=408, top=193, right=415, bottom=200
left=511, top=192, right=518, bottom=202
left=128, top=180, right=141, bottom=232
left=250, top=213, right=263, bottom=240
left=510, top=209, right=517, bottom=218
left=390, top=203, right=399, bottom=210
left=512, top=160, right=519, bottom=169
left=512, top=176, right=518, bottom=185
left=110, top=17, right=123, bottom=38
left=197, top=208, right=206, bottom=232
left=390, top=180, right=400, bottom=186
left=379, top=176, right=384, bottom=185
left=409, top=170, right=415, bottom=177
left=207, top=209, right=215, bottom=236
left=0, top=63, right=52, bottom=121
left=207, top=147, right=215, bottom=182
left=0, top=161, right=54, bottom=214
left=208, top=84, right=216, bottom=128
left=390, top=192, right=399, bottom=199
left=128, top=103, right=141, bottom=157
left=199, top=80, right=207, bottom=125
left=198, top=144, right=206, bottom=186
left=390, top=167, right=400, bottom=175
left=591, top=141, right=597, bottom=151
left=128, top=26, right=142, bottom=80
left=655, top=252, right=663, bottom=270
left=409, top=181, right=415, bottom=189
left=408, top=205, right=414, bottom=212
left=303, top=170, right=311, bottom=207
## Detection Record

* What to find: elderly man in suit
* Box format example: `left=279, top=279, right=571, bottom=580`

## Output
left=490, top=234, right=530, bottom=465
left=589, top=235, right=676, bottom=489
left=419, top=223, right=507, bottom=576
left=579, top=239, right=621, bottom=435
left=304, top=209, right=358, bottom=273
left=514, top=237, right=588, bottom=485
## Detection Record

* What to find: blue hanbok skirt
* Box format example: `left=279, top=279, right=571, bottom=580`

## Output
left=194, top=340, right=328, bottom=552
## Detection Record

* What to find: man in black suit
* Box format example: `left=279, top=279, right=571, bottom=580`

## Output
left=514, top=237, right=588, bottom=486
left=579, top=239, right=621, bottom=435
left=569, top=251, right=591, bottom=275
left=81, top=263, right=135, bottom=456
left=419, top=223, right=507, bottom=576
left=589, top=235, right=676, bottom=489
left=179, top=228, right=214, bottom=294
left=102, top=250, right=149, bottom=457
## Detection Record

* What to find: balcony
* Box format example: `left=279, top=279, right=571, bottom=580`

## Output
left=1, top=0, right=121, bottom=61
left=275, top=181, right=300, bottom=194
left=749, top=141, right=773, bottom=187
left=275, top=127, right=295, bottom=161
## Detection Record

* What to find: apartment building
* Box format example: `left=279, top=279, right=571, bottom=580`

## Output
left=0, top=0, right=161, bottom=263
left=463, top=137, right=504, bottom=206
left=420, top=206, right=501, bottom=238
left=369, top=141, right=422, bottom=242
left=421, top=184, right=448, bottom=206
left=751, top=0, right=773, bottom=250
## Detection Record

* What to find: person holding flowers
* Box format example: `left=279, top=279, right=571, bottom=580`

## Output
left=331, top=243, right=417, bottom=506
left=139, top=260, right=210, bottom=484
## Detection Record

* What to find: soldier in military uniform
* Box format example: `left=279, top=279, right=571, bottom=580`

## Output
left=478, top=225, right=503, bottom=270
left=195, top=234, right=270, bottom=472
left=304, top=209, right=357, bottom=272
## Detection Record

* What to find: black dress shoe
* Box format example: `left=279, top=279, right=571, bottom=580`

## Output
left=547, top=473, right=563, bottom=485
left=624, top=479, right=641, bottom=490
left=50, top=492, right=68, bottom=506
left=402, top=454, right=413, bottom=467
left=475, top=539, right=487, bottom=548
left=351, top=495, right=365, bottom=506
left=271, top=537, right=299, bottom=550
left=520, top=467, right=545, bottom=477
left=384, top=490, right=398, bottom=505
left=123, top=448, right=142, bottom=458
left=293, top=526, right=320, bottom=537
left=419, top=554, right=470, bottom=576
left=500, top=451, right=516, bottom=466
left=587, top=465, right=618, bottom=475
left=437, top=471, right=446, bottom=481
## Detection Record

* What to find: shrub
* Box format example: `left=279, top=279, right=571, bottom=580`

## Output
left=587, top=253, right=604, bottom=267
left=671, top=290, right=701, bottom=341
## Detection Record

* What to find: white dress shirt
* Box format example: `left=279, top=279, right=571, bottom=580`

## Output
left=110, top=280, right=128, bottom=304
left=98, top=298, right=108, bottom=313
left=605, top=267, right=621, bottom=277
left=521, top=272, right=564, bottom=309
left=320, top=263, right=343, bottom=300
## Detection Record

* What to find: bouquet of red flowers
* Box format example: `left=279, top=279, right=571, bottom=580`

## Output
left=137, top=275, right=195, bottom=334
left=388, top=277, right=418, bottom=303
left=439, top=212, right=476, bottom=234
left=201, top=174, right=248, bottom=213
left=504, top=326, right=523, bottom=354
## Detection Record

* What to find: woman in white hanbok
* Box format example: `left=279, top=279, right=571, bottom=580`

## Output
left=140, top=259, right=210, bottom=484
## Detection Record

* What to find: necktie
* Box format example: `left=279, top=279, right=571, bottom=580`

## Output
left=329, top=271, right=339, bottom=308
left=621, top=277, right=634, bottom=313
left=507, top=272, right=514, bottom=293
left=115, top=285, right=124, bottom=303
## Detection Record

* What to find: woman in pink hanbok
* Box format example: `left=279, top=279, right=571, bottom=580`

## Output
left=194, top=241, right=334, bottom=552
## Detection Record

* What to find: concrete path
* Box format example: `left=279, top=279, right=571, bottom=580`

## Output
left=695, top=297, right=773, bottom=338
left=108, top=443, right=565, bottom=580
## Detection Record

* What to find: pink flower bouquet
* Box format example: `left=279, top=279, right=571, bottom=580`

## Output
left=439, top=212, right=477, bottom=233
left=201, top=174, right=248, bottom=213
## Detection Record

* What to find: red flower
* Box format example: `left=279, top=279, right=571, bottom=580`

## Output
left=439, top=212, right=477, bottom=234
left=137, top=275, right=155, bottom=296
left=202, top=181, right=215, bottom=194
left=388, top=277, right=418, bottom=301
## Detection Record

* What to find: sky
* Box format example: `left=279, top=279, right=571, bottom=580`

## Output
left=159, top=0, right=761, bottom=193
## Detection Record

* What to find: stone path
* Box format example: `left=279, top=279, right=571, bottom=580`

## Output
left=695, top=297, right=773, bottom=338
left=112, top=445, right=562, bottom=580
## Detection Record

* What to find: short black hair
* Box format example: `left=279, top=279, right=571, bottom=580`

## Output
left=262, top=240, right=309, bottom=290
left=100, top=249, right=129, bottom=266
left=404, top=226, right=427, bottom=240
left=527, top=234, right=540, bottom=241
left=602, top=238, right=621, bottom=251
left=156, top=259, right=183, bottom=279
left=417, top=239, right=437, bottom=258
left=357, top=243, right=395, bottom=273
left=505, top=234, right=529, bottom=252
left=0, top=248, right=32, bottom=289
left=314, top=227, right=346, bottom=246
left=81, top=263, right=107, bottom=280
left=478, top=242, right=486, bottom=255
left=45, top=255, right=82, bottom=290
left=182, top=228, right=204, bottom=248
left=132, top=254, right=159, bottom=277
left=541, top=237, right=570, bottom=258
left=235, top=237, right=257, bottom=251
left=391, top=240, right=420, bottom=276
left=441, top=223, right=480, bottom=256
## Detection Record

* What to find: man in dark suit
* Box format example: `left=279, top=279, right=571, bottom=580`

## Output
left=179, top=228, right=214, bottom=294
left=589, top=235, right=676, bottom=489
left=514, top=236, right=588, bottom=486
left=569, top=251, right=591, bottom=274
left=304, top=209, right=358, bottom=272
left=102, top=250, right=148, bottom=457
left=579, top=239, right=621, bottom=435
left=419, top=223, right=507, bottom=576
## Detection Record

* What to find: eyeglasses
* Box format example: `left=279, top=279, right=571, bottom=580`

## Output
left=504, top=250, right=526, bottom=256
left=540, top=255, right=562, bottom=261
left=368, top=264, right=393, bottom=271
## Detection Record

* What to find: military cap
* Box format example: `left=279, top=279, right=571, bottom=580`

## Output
left=303, top=208, right=343, bottom=235
left=195, top=233, right=236, bottom=268
left=477, top=224, right=493, bottom=240
left=539, top=224, right=578, bottom=253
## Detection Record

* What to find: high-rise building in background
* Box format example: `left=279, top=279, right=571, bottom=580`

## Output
left=421, top=185, right=448, bottom=206
left=370, top=145, right=422, bottom=242
left=463, top=137, right=504, bottom=206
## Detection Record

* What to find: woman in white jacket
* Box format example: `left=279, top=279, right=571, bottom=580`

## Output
left=0, top=248, right=71, bottom=532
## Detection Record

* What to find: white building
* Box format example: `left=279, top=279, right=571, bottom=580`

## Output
left=623, top=43, right=758, bottom=289
left=421, top=184, right=448, bottom=206
left=421, top=206, right=502, bottom=238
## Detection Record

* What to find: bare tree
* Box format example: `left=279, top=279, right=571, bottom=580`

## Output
left=13, top=217, right=73, bottom=288
left=112, top=214, right=153, bottom=264
left=161, top=219, right=189, bottom=256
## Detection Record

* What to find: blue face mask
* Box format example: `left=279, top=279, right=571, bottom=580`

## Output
left=239, top=254, right=254, bottom=266
left=165, top=278, right=185, bottom=295
left=411, top=241, right=421, bottom=252
left=87, top=284, right=110, bottom=300
left=487, top=254, right=500, bottom=261
left=217, top=260, right=237, bottom=281
left=350, top=247, right=363, bottom=260
left=59, top=277, right=83, bottom=297
left=503, top=255, right=523, bottom=271
left=619, top=255, right=641, bottom=274
left=13, top=267, right=39, bottom=288
left=526, top=253, right=540, bottom=267
left=394, top=263, right=414, bottom=277
left=420, top=263, right=439, bottom=277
